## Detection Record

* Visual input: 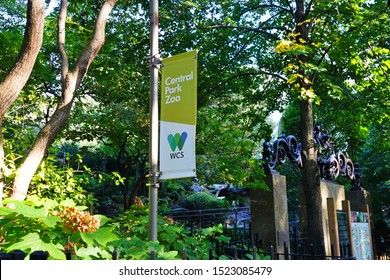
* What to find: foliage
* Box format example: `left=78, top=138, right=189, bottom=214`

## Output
left=29, top=156, right=94, bottom=206
left=1, top=1, right=389, bottom=256
left=0, top=196, right=234, bottom=260
left=358, top=123, right=390, bottom=223
left=178, top=192, right=228, bottom=211
left=196, top=105, right=269, bottom=189
left=1, top=143, right=106, bottom=206
left=159, top=179, right=192, bottom=208
left=0, top=196, right=117, bottom=260
left=110, top=205, right=231, bottom=260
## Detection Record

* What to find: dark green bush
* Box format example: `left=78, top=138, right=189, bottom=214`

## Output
left=179, top=192, right=228, bottom=210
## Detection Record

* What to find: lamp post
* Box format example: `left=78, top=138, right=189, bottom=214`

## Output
left=148, top=0, right=159, bottom=242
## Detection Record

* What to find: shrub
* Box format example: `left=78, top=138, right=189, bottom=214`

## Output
left=0, top=197, right=231, bottom=260
left=110, top=205, right=230, bottom=260
left=179, top=192, right=228, bottom=210
left=0, top=196, right=116, bottom=260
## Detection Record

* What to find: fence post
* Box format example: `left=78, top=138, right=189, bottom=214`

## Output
left=252, top=246, right=257, bottom=260
left=30, top=251, right=48, bottom=260
left=215, top=240, right=220, bottom=256
left=298, top=243, right=303, bottom=260
left=238, top=241, right=243, bottom=259
left=284, top=242, right=289, bottom=260
left=0, top=252, right=10, bottom=260
left=182, top=248, right=187, bottom=260
left=310, top=243, right=315, bottom=260
left=233, top=245, right=238, bottom=260
left=340, top=243, right=344, bottom=258
left=292, top=227, right=298, bottom=256
left=320, top=242, right=326, bottom=260
left=112, top=249, right=118, bottom=260
left=66, top=250, right=72, bottom=260
left=344, top=243, right=348, bottom=258
left=254, top=233, right=260, bottom=249
left=10, top=250, right=25, bottom=260
left=270, top=244, right=275, bottom=260
left=150, top=248, right=155, bottom=260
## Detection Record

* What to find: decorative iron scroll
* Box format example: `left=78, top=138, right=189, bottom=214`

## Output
left=262, top=124, right=363, bottom=190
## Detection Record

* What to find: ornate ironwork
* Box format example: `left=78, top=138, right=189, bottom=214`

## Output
left=262, top=124, right=363, bottom=189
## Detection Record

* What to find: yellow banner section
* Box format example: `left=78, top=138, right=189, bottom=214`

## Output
left=161, top=50, right=197, bottom=125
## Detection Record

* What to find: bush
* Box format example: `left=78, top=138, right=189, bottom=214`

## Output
left=0, top=196, right=116, bottom=260
left=111, top=205, right=230, bottom=260
left=0, top=197, right=231, bottom=260
left=178, top=192, right=228, bottom=210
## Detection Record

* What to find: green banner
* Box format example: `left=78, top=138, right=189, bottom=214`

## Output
left=161, top=50, right=197, bottom=125
left=160, top=50, right=197, bottom=180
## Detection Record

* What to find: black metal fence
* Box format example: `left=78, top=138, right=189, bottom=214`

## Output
left=0, top=250, right=54, bottom=260
left=1, top=242, right=354, bottom=260
left=217, top=239, right=355, bottom=260
left=166, top=207, right=356, bottom=260
left=167, top=206, right=250, bottom=229
left=0, top=207, right=356, bottom=260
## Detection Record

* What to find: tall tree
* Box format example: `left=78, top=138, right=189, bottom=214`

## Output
left=0, top=0, right=118, bottom=201
left=0, top=0, right=45, bottom=202
left=186, top=0, right=389, bottom=252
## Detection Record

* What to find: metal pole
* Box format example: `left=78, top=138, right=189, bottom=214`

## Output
left=149, top=0, right=159, bottom=241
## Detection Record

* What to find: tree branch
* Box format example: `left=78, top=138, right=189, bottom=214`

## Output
left=11, top=0, right=118, bottom=201
left=201, top=24, right=281, bottom=40
left=240, top=4, right=292, bottom=16
left=206, top=71, right=287, bottom=94
left=0, top=0, right=45, bottom=117
left=58, top=0, right=69, bottom=83
left=72, top=0, right=118, bottom=88
left=310, top=43, right=333, bottom=83
left=305, top=0, right=315, bottom=18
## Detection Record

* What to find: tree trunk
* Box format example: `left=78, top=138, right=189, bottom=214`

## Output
left=0, top=119, right=5, bottom=202
left=10, top=0, right=118, bottom=201
left=129, top=173, right=147, bottom=208
left=300, top=99, right=324, bottom=251
left=295, top=0, right=324, bottom=253
left=0, top=0, right=45, bottom=202
left=11, top=80, right=76, bottom=200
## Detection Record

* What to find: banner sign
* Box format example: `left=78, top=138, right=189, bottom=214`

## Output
left=159, top=50, right=197, bottom=179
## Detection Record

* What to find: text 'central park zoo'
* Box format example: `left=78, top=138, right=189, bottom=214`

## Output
left=164, top=71, right=194, bottom=104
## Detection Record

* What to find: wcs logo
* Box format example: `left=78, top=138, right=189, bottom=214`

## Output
left=167, top=132, right=187, bottom=159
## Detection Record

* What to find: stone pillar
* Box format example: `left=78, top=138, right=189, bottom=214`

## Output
left=298, top=180, right=345, bottom=256
left=250, top=172, right=289, bottom=255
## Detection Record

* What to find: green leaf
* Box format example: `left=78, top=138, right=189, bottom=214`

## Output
left=94, top=214, right=110, bottom=226
left=42, top=216, right=62, bottom=228
left=183, top=1, right=198, bottom=8
left=59, top=199, right=77, bottom=208
left=2, top=201, right=46, bottom=218
left=157, top=249, right=179, bottom=260
left=75, top=246, right=101, bottom=259
left=0, top=207, right=14, bottom=216
left=6, top=233, right=65, bottom=260
left=79, top=232, right=94, bottom=247
left=80, top=227, right=118, bottom=247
